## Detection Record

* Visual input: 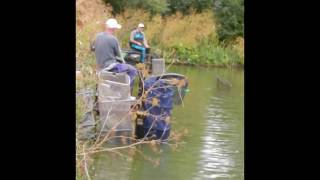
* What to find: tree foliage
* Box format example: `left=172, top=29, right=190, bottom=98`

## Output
left=104, top=0, right=214, bottom=15
left=213, top=0, right=244, bottom=41
left=104, top=0, right=169, bottom=15
left=104, top=0, right=244, bottom=42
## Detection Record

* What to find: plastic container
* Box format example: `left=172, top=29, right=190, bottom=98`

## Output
left=97, top=71, right=131, bottom=100
left=152, top=58, right=165, bottom=75
left=103, top=130, right=133, bottom=145
left=99, top=71, right=129, bottom=83
left=98, top=99, right=136, bottom=133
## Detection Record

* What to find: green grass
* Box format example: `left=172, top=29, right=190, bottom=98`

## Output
left=162, top=40, right=243, bottom=67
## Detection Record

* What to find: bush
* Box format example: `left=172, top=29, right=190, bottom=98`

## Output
left=113, top=9, right=243, bottom=66
left=170, top=36, right=242, bottom=66
left=104, top=0, right=169, bottom=15
left=105, top=0, right=214, bottom=16
left=213, top=0, right=244, bottom=42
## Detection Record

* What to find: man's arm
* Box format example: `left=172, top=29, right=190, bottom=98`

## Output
left=142, top=32, right=149, bottom=48
left=130, top=30, right=142, bottom=46
left=114, top=39, right=125, bottom=63
left=91, top=33, right=99, bottom=51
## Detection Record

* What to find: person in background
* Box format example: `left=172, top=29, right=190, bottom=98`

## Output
left=129, top=23, right=150, bottom=63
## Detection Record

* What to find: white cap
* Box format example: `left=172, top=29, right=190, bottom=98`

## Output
left=138, top=23, right=145, bottom=28
left=105, top=18, right=122, bottom=29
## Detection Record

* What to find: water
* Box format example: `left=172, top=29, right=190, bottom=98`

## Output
left=90, top=65, right=244, bottom=180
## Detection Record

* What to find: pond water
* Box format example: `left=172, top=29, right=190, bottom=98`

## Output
left=90, top=65, right=244, bottom=180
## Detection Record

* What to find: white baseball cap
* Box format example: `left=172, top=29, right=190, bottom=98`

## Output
left=105, top=18, right=122, bottom=29
left=138, top=23, right=145, bottom=28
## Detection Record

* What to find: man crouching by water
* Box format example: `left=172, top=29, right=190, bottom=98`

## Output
left=94, top=18, right=138, bottom=94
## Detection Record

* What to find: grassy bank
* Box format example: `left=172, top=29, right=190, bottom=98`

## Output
left=76, top=8, right=244, bottom=81
left=114, top=9, right=244, bottom=67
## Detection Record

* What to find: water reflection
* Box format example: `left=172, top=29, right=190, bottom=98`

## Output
left=194, top=95, right=243, bottom=180
left=92, top=144, right=173, bottom=180
left=92, top=152, right=133, bottom=180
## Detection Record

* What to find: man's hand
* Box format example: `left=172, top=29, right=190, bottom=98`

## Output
left=116, top=56, right=125, bottom=63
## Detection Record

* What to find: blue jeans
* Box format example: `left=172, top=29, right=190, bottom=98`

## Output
left=131, top=44, right=146, bottom=63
